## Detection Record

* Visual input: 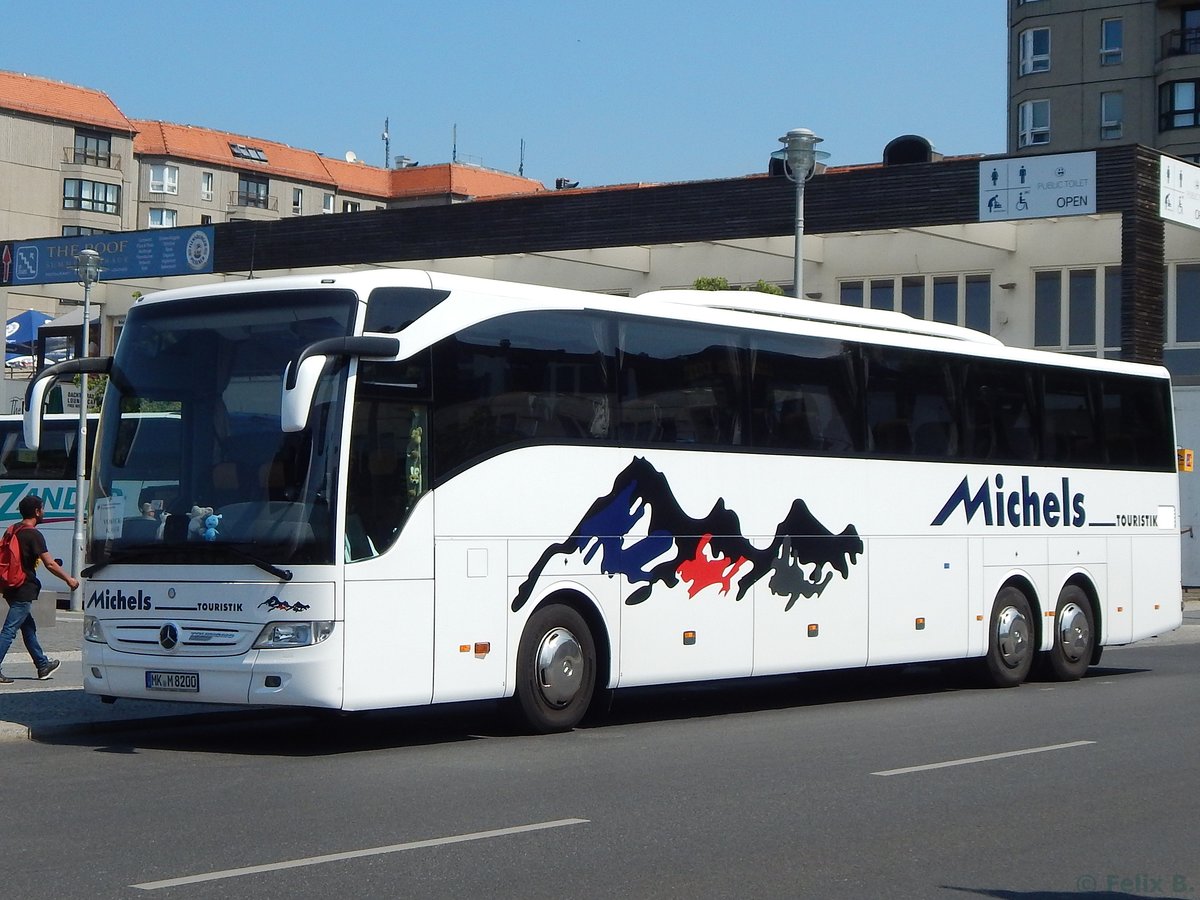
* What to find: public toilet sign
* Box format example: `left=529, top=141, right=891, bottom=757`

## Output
left=1160, top=155, right=1200, bottom=230
left=979, top=152, right=1097, bottom=222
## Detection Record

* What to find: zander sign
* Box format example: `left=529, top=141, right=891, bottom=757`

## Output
left=979, top=152, right=1097, bottom=222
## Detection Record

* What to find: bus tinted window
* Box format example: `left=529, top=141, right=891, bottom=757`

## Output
left=0, top=419, right=91, bottom=479
left=1102, top=375, right=1175, bottom=469
left=1042, top=370, right=1102, bottom=466
left=865, top=345, right=958, bottom=458
left=618, top=319, right=744, bottom=446
left=964, top=361, right=1039, bottom=463
left=432, top=311, right=614, bottom=477
left=747, top=332, right=860, bottom=453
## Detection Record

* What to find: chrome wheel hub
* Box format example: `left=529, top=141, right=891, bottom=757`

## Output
left=1057, top=601, right=1090, bottom=662
left=535, top=626, right=583, bottom=707
left=996, top=605, right=1031, bottom=670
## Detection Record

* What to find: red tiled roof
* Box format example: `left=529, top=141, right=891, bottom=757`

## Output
left=133, top=120, right=336, bottom=186
left=134, top=120, right=546, bottom=201
left=0, top=70, right=135, bottom=133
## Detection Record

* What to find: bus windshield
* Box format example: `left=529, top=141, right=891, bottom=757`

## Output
left=89, top=288, right=358, bottom=569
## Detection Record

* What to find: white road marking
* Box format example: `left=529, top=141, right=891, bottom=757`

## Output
left=872, top=740, right=1095, bottom=776
left=131, top=818, right=590, bottom=890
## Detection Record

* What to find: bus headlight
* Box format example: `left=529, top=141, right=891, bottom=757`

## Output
left=83, top=616, right=105, bottom=643
left=253, top=621, right=335, bottom=649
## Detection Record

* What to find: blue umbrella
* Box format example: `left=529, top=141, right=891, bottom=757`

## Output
left=5, top=309, right=53, bottom=359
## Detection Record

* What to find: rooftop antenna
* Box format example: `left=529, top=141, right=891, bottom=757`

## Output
left=519, top=138, right=525, bottom=177
left=382, top=117, right=390, bottom=169
left=452, top=124, right=457, bottom=163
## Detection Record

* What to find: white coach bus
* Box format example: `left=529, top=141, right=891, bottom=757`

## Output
left=23, top=271, right=1183, bottom=731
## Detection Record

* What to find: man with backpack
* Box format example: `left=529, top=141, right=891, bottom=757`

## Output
left=0, top=494, right=80, bottom=684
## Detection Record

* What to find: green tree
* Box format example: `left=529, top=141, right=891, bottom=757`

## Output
left=692, top=276, right=784, bottom=295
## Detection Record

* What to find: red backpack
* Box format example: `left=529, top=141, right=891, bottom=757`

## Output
left=0, top=523, right=28, bottom=591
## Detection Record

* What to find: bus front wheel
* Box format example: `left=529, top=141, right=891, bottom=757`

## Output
left=1044, top=585, right=1094, bottom=682
left=514, top=604, right=596, bottom=733
left=982, top=586, right=1034, bottom=687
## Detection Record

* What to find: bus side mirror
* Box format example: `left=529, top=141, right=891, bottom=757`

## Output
left=23, top=356, right=113, bottom=449
left=280, top=336, right=400, bottom=433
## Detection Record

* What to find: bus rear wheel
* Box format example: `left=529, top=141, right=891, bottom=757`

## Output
left=1044, top=585, right=1094, bottom=682
left=514, top=604, right=596, bottom=733
left=982, top=586, right=1034, bottom=687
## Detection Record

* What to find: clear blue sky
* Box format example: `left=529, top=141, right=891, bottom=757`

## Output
left=3, top=0, right=1007, bottom=187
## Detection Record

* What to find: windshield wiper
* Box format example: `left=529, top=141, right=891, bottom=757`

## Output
left=209, top=544, right=294, bottom=582
left=82, top=544, right=293, bottom=582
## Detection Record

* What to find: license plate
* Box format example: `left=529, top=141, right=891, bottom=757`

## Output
left=145, top=671, right=199, bottom=692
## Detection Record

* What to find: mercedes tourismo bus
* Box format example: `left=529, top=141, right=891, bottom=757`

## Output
left=23, top=270, right=1183, bottom=731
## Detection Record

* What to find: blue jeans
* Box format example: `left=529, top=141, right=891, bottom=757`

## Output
left=0, top=600, right=49, bottom=671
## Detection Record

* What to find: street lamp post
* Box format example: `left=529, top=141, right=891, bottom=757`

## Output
left=71, top=249, right=103, bottom=611
left=777, top=128, right=829, bottom=300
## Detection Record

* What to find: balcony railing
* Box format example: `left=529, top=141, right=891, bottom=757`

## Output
left=229, top=190, right=278, bottom=211
left=62, top=147, right=122, bottom=170
left=1162, top=27, right=1200, bottom=58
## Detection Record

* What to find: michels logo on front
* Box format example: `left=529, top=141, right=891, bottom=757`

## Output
left=86, top=588, right=153, bottom=611
left=931, top=474, right=1086, bottom=528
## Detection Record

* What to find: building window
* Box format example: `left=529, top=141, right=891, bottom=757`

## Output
left=1104, top=266, right=1122, bottom=353
left=1035, top=267, right=1119, bottom=354
left=148, top=164, right=179, bottom=194
left=932, top=277, right=957, bottom=323
left=1068, top=270, right=1097, bottom=347
left=965, top=275, right=991, bottom=334
left=870, top=279, right=894, bottom=311
left=292, top=188, right=303, bottom=215
left=229, top=143, right=268, bottom=162
left=1035, top=271, right=1062, bottom=347
left=200, top=214, right=212, bottom=225
left=201, top=172, right=214, bottom=202
left=842, top=275, right=988, bottom=332
left=62, top=178, right=120, bottom=214
left=1161, top=81, right=1200, bottom=130
left=237, top=174, right=269, bottom=208
left=901, top=276, right=925, bottom=318
left=1101, top=92, right=1124, bottom=140
left=1019, top=28, right=1051, bottom=75
left=148, top=208, right=177, bottom=229
left=1100, top=18, right=1123, bottom=65
left=342, top=200, right=361, bottom=213
left=61, top=226, right=113, bottom=237
left=323, top=193, right=335, bottom=214
left=72, top=130, right=112, bottom=167
left=1018, top=99, right=1051, bottom=147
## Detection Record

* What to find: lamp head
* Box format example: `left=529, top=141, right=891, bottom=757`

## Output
left=73, top=248, right=104, bottom=286
left=777, top=128, right=829, bottom=182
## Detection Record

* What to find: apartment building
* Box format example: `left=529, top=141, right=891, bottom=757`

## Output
left=0, top=71, right=138, bottom=241
left=0, top=70, right=545, bottom=242
left=132, top=120, right=545, bottom=231
left=1009, top=0, right=1200, bottom=159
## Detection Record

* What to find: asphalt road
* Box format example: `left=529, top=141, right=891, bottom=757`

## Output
left=2, top=635, right=1197, bottom=899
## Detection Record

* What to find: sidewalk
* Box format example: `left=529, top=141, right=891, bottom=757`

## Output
left=4, top=601, right=1199, bottom=744
left=0, top=611, right=253, bottom=743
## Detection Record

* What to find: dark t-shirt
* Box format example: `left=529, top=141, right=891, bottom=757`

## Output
left=3, top=525, right=48, bottom=602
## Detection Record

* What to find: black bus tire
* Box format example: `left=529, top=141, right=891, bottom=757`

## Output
left=513, top=604, right=596, bottom=733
